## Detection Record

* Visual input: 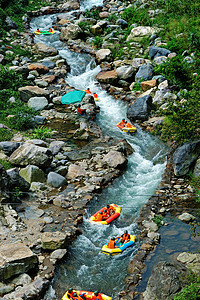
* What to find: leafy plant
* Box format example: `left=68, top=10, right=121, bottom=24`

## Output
left=85, top=9, right=100, bottom=20
left=153, top=215, right=164, bottom=228
left=174, top=283, right=200, bottom=300
left=92, top=36, right=103, bottom=49
left=30, top=125, right=52, bottom=140
left=0, top=128, right=13, bottom=142
left=11, top=186, right=23, bottom=202
left=0, top=159, right=13, bottom=170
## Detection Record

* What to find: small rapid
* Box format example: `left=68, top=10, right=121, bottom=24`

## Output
left=30, top=3, right=167, bottom=299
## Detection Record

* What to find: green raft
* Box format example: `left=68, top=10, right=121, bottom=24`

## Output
left=34, top=30, right=55, bottom=35
left=61, top=90, right=86, bottom=105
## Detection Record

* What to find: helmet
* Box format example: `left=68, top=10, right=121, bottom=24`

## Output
left=112, top=237, right=115, bottom=240
left=122, top=119, right=125, bottom=121
left=104, top=209, right=107, bottom=212
left=125, top=230, right=128, bottom=234
left=100, top=211, right=103, bottom=214
left=94, top=291, right=99, bottom=296
left=68, top=288, right=73, bottom=293
left=73, top=293, right=77, bottom=297
left=107, top=205, right=110, bottom=208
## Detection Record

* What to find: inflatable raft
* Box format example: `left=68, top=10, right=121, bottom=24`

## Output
left=89, top=204, right=121, bottom=225
left=116, top=122, right=137, bottom=133
left=101, top=235, right=136, bottom=255
left=62, top=290, right=112, bottom=300
left=34, top=30, right=55, bottom=35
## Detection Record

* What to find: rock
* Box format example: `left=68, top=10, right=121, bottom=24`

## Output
left=50, top=249, right=67, bottom=260
left=116, top=18, right=128, bottom=28
left=0, top=142, right=21, bottom=156
left=18, top=86, right=49, bottom=102
left=116, top=65, right=136, bottom=81
left=7, top=168, right=30, bottom=192
left=49, top=141, right=65, bottom=155
left=19, top=165, right=46, bottom=183
left=141, top=79, right=157, bottom=92
left=154, top=56, right=167, bottom=65
left=41, top=60, right=56, bottom=69
left=0, top=282, right=14, bottom=296
left=132, top=58, right=151, bottom=69
left=28, top=63, right=49, bottom=74
left=96, top=49, right=111, bottom=63
left=99, top=12, right=109, bottom=18
left=67, top=164, right=86, bottom=179
left=41, top=232, right=70, bottom=250
left=35, top=42, right=58, bottom=56
left=96, top=70, right=118, bottom=84
left=143, top=261, right=185, bottom=300
left=149, top=46, right=171, bottom=60
left=60, top=24, right=82, bottom=41
left=26, top=139, right=48, bottom=147
left=127, top=95, right=152, bottom=121
left=10, top=273, right=32, bottom=286
left=177, top=252, right=200, bottom=274
left=9, top=143, right=53, bottom=168
left=178, top=212, right=196, bottom=222
left=0, top=165, right=10, bottom=200
left=47, top=172, right=67, bottom=188
left=193, top=157, right=200, bottom=177
left=127, top=26, right=158, bottom=42
left=54, top=166, right=68, bottom=177
left=103, top=150, right=127, bottom=169
left=173, top=140, right=200, bottom=176
left=135, top=63, right=153, bottom=82
left=143, top=221, right=158, bottom=232
left=73, top=129, right=90, bottom=141
left=0, top=242, right=38, bottom=281
left=90, top=24, right=103, bottom=35
left=27, top=96, right=48, bottom=111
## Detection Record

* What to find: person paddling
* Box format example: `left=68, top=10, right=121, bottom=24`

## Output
left=85, top=88, right=92, bottom=94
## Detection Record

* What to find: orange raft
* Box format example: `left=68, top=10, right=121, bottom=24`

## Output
left=62, top=290, right=112, bottom=300
left=116, top=122, right=137, bottom=133
left=89, top=204, right=121, bottom=225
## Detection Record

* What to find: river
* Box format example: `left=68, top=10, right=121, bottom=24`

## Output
left=30, top=1, right=167, bottom=299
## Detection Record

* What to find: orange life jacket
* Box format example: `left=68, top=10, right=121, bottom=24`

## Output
left=126, top=123, right=132, bottom=128
left=119, top=120, right=126, bottom=127
left=94, top=294, right=103, bottom=300
left=49, top=28, right=53, bottom=32
left=96, top=213, right=103, bottom=221
left=122, top=233, right=130, bottom=242
left=66, top=292, right=74, bottom=299
left=93, top=93, right=98, bottom=98
left=77, top=107, right=85, bottom=115
left=36, top=29, right=40, bottom=33
left=108, top=239, right=115, bottom=249
left=102, top=211, right=108, bottom=220
left=85, top=89, right=91, bottom=94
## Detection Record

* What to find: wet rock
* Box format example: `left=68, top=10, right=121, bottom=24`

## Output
left=28, top=96, right=48, bottom=111
left=18, top=86, right=49, bottom=102
left=19, top=165, right=46, bottom=183
left=177, top=252, right=200, bottom=274
left=47, top=172, right=67, bottom=188
left=10, top=273, right=32, bottom=286
left=0, top=242, right=38, bottom=281
left=116, top=65, right=136, bottom=81
left=7, top=168, right=30, bottom=192
left=41, top=231, right=70, bottom=250
left=143, top=261, right=185, bottom=300
left=35, top=42, right=58, bottom=56
left=178, top=212, right=196, bottom=222
left=96, top=49, right=111, bottom=63
left=142, top=221, right=158, bottom=232
left=49, top=141, right=65, bottom=155
left=103, top=150, right=127, bottom=169
left=50, top=249, right=67, bottom=260
left=0, top=283, right=14, bottom=296
left=9, top=144, right=53, bottom=168
left=173, top=140, right=200, bottom=176
left=149, top=46, right=171, bottom=60
left=193, top=157, right=200, bottom=177
left=127, top=95, right=152, bottom=121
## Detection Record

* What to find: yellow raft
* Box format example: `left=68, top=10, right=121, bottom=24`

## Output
left=101, top=235, right=136, bottom=255
left=62, top=290, right=112, bottom=300
left=34, top=30, right=55, bottom=35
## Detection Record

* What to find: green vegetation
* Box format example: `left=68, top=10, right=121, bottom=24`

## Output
left=190, top=175, right=200, bottom=203
left=30, top=125, right=52, bottom=140
left=174, top=272, right=200, bottom=300
left=0, top=159, right=13, bottom=170
left=85, top=9, right=100, bottom=20
left=153, top=215, right=164, bottom=228
left=92, top=36, right=103, bottom=49
left=0, top=128, right=13, bottom=142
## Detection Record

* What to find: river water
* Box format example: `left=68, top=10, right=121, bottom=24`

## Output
left=30, top=2, right=168, bottom=299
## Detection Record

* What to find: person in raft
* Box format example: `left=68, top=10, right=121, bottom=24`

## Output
left=119, top=119, right=126, bottom=127
left=93, top=92, right=98, bottom=99
left=108, top=237, right=116, bottom=249
left=126, top=122, right=132, bottom=128
left=49, top=28, right=53, bottom=32
left=106, top=204, right=114, bottom=216
left=95, top=211, right=103, bottom=221
left=73, top=292, right=86, bottom=300
left=85, top=87, right=92, bottom=94
left=77, top=104, right=86, bottom=115
left=36, top=28, right=40, bottom=33
left=94, top=291, right=103, bottom=300
left=102, top=209, right=108, bottom=220
left=66, top=288, right=74, bottom=299
left=117, top=230, right=130, bottom=245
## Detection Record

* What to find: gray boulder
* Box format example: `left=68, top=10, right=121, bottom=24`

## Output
left=9, top=143, right=53, bottom=168
left=49, top=141, right=65, bottom=155
left=116, top=18, right=128, bottom=28
left=143, top=261, right=185, bottom=300
left=149, top=46, right=171, bottom=60
left=116, top=65, right=136, bottom=81
left=47, top=172, right=67, bottom=188
left=42, top=60, right=56, bottom=69
left=60, top=24, right=82, bottom=41
left=27, top=96, right=48, bottom=111
left=0, top=142, right=21, bottom=156
left=173, top=140, right=200, bottom=176
left=193, top=157, right=200, bottom=177
left=135, top=63, right=153, bottom=82
left=6, top=17, right=17, bottom=30
left=18, top=86, right=49, bottom=102
left=7, top=168, right=30, bottom=192
left=19, top=165, right=46, bottom=183
left=0, top=165, right=10, bottom=200
left=103, top=150, right=127, bottom=169
left=41, top=231, right=70, bottom=250
left=127, top=95, right=152, bottom=121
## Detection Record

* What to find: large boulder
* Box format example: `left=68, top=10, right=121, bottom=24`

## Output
left=135, top=63, right=153, bottom=82
left=0, top=165, right=10, bottom=200
left=47, top=172, right=67, bottom=188
left=127, top=95, right=152, bottom=121
left=7, top=168, right=30, bottom=192
left=96, top=70, right=118, bottom=84
left=27, top=96, right=48, bottom=111
left=173, top=140, right=200, bottom=176
left=19, top=165, right=46, bottom=183
left=28, top=63, right=49, bottom=74
left=0, top=242, right=38, bottom=281
left=103, top=150, right=127, bottom=169
left=96, top=49, right=112, bottom=63
left=177, top=252, right=200, bottom=274
left=127, top=26, right=158, bottom=42
left=194, top=157, right=200, bottom=177
left=18, top=86, right=49, bottom=102
left=67, top=164, right=86, bottom=179
left=41, top=231, right=70, bottom=250
left=49, top=141, right=65, bottom=155
left=60, top=24, right=82, bottom=41
left=35, top=42, right=58, bottom=56
left=9, top=143, right=53, bottom=168
left=116, top=65, right=136, bottom=81
left=149, top=46, right=171, bottom=60
left=0, top=142, right=21, bottom=156
left=143, top=261, right=185, bottom=300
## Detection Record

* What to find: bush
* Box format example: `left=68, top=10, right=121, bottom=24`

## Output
left=153, top=215, right=164, bottom=228
left=0, top=128, right=13, bottom=141
left=92, top=36, right=103, bottom=49
left=0, top=159, right=13, bottom=170
left=85, top=9, right=99, bottom=19
left=174, top=283, right=200, bottom=300
left=30, top=125, right=52, bottom=140
left=0, top=66, right=27, bottom=90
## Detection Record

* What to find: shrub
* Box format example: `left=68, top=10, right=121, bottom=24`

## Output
left=0, top=159, right=13, bottom=170
left=0, top=128, right=13, bottom=142
left=30, top=125, right=52, bottom=140
left=153, top=215, right=164, bottom=228
left=92, top=36, right=103, bottom=49
left=174, top=283, right=200, bottom=300
left=85, top=9, right=99, bottom=19
left=0, top=66, right=27, bottom=90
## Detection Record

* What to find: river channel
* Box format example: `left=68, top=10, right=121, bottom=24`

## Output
left=30, top=1, right=168, bottom=299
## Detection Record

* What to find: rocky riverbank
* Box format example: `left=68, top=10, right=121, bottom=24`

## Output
left=0, top=0, right=199, bottom=299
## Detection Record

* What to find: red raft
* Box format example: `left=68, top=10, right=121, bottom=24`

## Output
left=89, top=203, right=121, bottom=225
